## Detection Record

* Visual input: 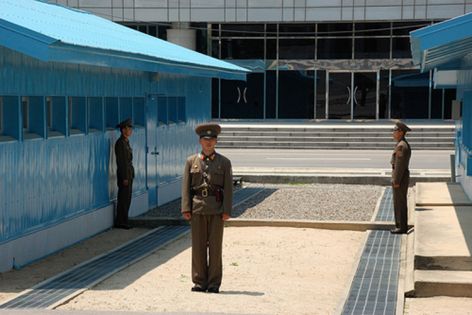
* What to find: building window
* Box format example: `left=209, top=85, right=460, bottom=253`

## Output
left=22, top=96, right=29, bottom=131
left=119, top=97, right=133, bottom=122
left=88, top=97, right=104, bottom=132
left=177, top=97, right=186, bottom=122
left=69, top=96, right=86, bottom=134
left=47, top=96, right=67, bottom=137
left=133, top=97, right=145, bottom=127
left=157, top=96, right=168, bottom=125
left=0, top=96, right=3, bottom=135
left=168, top=97, right=178, bottom=123
left=105, top=97, right=119, bottom=130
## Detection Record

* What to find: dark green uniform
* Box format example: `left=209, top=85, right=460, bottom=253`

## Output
left=391, top=137, right=411, bottom=232
left=115, top=135, right=134, bottom=226
left=181, top=151, right=233, bottom=291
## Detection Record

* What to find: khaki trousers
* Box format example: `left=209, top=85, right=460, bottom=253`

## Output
left=393, top=170, right=409, bottom=232
left=191, top=214, right=224, bottom=289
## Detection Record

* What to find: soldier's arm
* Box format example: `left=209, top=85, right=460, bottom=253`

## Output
left=222, top=159, right=233, bottom=216
left=115, top=140, right=128, bottom=181
left=392, top=144, right=408, bottom=186
left=181, top=158, right=192, bottom=214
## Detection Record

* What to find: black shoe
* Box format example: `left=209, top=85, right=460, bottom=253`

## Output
left=390, top=228, right=406, bottom=234
left=115, top=224, right=132, bottom=230
left=191, top=285, right=206, bottom=292
left=207, top=287, right=219, bottom=293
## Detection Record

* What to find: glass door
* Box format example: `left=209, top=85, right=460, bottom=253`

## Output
left=353, top=72, right=377, bottom=119
left=328, top=72, right=351, bottom=119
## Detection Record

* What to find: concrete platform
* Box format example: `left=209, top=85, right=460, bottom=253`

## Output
left=412, top=182, right=472, bottom=298
left=416, top=182, right=472, bottom=206
left=415, top=206, right=472, bottom=270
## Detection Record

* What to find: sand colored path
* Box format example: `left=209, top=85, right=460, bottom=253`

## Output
left=57, top=227, right=365, bottom=315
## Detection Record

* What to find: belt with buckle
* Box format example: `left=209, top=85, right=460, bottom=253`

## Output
left=193, top=188, right=215, bottom=198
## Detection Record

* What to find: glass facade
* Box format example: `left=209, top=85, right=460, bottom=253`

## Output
left=208, top=21, right=455, bottom=120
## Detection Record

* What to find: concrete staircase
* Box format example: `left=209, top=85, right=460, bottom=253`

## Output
left=217, top=122, right=455, bottom=150
left=409, top=183, right=472, bottom=298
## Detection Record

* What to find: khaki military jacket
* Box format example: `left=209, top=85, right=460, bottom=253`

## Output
left=181, top=152, right=233, bottom=215
left=391, top=138, right=411, bottom=185
left=115, top=136, right=135, bottom=182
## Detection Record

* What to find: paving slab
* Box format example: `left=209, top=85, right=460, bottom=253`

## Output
left=415, top=205, right=472, bottom=271
left=416, top=182, right=472, bottom=206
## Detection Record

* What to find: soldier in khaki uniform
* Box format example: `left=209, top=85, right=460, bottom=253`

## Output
left=390, top=121, right=412, bottom=234
left=115, top=118, right=135, bottom=230
left=181, top=123, right=233, bottom=293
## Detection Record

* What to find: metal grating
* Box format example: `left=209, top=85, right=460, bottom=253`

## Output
left=341, top=230, right=401, bottom=315
left=0, top=225, right=189, bottom=309
left=376, top=187, right=394, bottom=222
left=341, top=187, right=402, bottom=315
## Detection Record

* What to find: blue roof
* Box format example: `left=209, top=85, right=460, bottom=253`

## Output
left=411, top=12, right=472, bottom=72
left=0, top=0, right=248, bottom=80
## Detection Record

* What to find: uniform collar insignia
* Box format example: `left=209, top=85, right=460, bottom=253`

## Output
left=199, top=152, right=216, bottom=161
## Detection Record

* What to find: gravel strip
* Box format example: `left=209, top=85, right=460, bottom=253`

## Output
left=144, top=183, right=384, bottom=221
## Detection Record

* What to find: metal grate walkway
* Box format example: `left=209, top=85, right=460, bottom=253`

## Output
left=376, top=187, right=394, bottom=221
left=341, top=187, right=402, bottom=315
left=0, top=225, right=190, bottom=309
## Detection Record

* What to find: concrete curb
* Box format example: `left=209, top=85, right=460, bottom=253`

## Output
left=237, top=174, right=450, bottom=185
left=130, top=217, right=399, bottom=231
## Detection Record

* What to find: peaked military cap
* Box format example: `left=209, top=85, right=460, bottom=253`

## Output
left=195, top=123, right=221, bottom=139
left=393, top=121, right=411, bottom=132
left=116, top=118, right=133, bottom=129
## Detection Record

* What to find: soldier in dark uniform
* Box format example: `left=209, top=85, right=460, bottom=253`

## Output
left=390, top=121, right=412, bottom=234
left=181, top=123, right=233, bottom=294
left=115, top=118, right=135, bottom=230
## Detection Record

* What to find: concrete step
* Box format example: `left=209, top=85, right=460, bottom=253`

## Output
left=218, top=142, right=454, bottom=150
left=219, top=136, right=454, bottom=143
left=218, top=123, right=455, bottom=150
left=414, top=270, right=472, bottom=297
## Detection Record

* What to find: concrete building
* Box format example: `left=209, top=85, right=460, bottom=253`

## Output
left=0, top=0, right=247, bottom=272
left=49, top=0, right=471, bottom=121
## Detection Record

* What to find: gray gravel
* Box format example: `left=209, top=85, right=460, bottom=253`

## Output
left=145, top=183, right=384, bottom=222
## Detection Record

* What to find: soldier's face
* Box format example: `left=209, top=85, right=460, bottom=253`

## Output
left=393, top=130, right=404, bottom=141
left=199, top=137, right=217, bottom=152
left=123, top=126, right=133, bottom=138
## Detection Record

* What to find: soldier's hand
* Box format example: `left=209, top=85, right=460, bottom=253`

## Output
left=182, top=212, right=192, bottom=220
left=393, top=183, right=400, bottom=188
left=123, top=180, right=129, bottom=186
left=222, top=213, right=230, bottom=221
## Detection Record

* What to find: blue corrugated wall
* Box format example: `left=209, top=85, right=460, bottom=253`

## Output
left=0, top=46, right=210, bottom=244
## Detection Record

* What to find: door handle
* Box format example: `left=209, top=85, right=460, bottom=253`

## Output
left=346, top=86, right=351, bottom=105
left=151, top=151, right=159, bottom=155
left=353, top=86, right=359, bottom=105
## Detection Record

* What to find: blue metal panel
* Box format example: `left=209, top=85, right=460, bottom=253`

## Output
left=411, top=12, right=472, bottom=72
left=0, top=0, right=249, bottom=79
left=146, top=95, right=158, bottom=207
left=3, top=96, right=20, bottom=140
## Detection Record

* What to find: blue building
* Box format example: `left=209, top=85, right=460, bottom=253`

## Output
left=0, top=0, right=247, bottom=272
left=411, top=12, right=472, bottom=198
